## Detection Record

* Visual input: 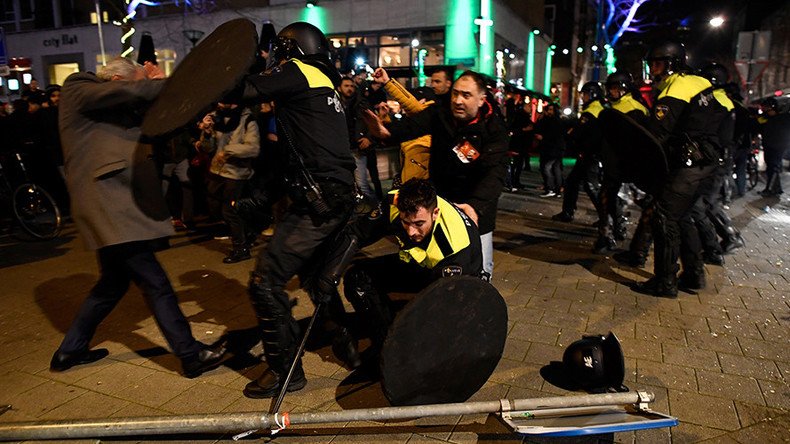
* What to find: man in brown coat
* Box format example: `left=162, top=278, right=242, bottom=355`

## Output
left=51, top=57, right=226, bottom=378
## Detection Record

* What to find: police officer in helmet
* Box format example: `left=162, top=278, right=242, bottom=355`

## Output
left=633, top=41, right=729, bottom=297
left=601, top=70, right=652, bottom=267
left=553, top=82, right=604, bottom=237
left=238, top=22, right=357, bottom=398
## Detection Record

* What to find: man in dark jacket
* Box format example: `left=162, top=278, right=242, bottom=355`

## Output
left=363, top=70, right=508, bottom=279
left=760, top=98, right=790, bottom=196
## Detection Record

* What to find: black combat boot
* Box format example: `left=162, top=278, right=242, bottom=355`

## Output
left=613, top=250, right=647, bottom=268
left=720, top=227, right=745, bottom=254
left=679, top=268, right=706, bottom=291
left=551, top=211, right=574, bottom=222
left=223, top=247, right=251, bottom=264
left=243, top=364, right=307, bottom=399
left=332, top=326, right=361, bottom=369
left=702, top=250, right=725, bottom=266
left=633, top=276, right=678, bottom=298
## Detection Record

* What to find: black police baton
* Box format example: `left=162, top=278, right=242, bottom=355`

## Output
left=270, top=303, right=321, bottom=415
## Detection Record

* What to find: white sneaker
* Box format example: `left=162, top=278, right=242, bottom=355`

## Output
left=539, top=191, right=556, bottom=198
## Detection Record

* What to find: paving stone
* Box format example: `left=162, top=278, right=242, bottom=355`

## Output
left=538, top=310, right=588, bottom=330
left=635, top=323, right=687, bottom=346
left=502, top=338, right=531, bottom=362
left=507, top=305, right=544, bottom=324
left=37, top=390, right=130, bottom=420
left=618, top=337, right=662, bottom=362
left=738, top=336, right=790, bottom=362
left=757, top=379, right=790, bottom=410
left=708, top=318, right=764, bottom=340
left=658, top=312, right=710, bottom=331
left=685, top=330, right=742, bottom=355
left=678, top=300, right=729, bottom=319
left=508, top=322, right=560, bottom=346
left=668, top=390, right=739, bottom=431
left=522, top=342, right=564, bottom=367
left=525, top=296, right=572, bottom=312
left=670, top=421, right=729, bottom=443
left=696, top=370, right=765, bottom=405
left=4, top=379, right=87, bottom=418
left=662, top=344, right=720, bottom=371
left=636, top=360, right=697, bottom=391
left=722, top=412, right=790, bottom=443
left=718, top=353, right=784, bottom=381
left=756, top=321, right=790, bottom=343
left=112, top=371, right=198, bottom=408
left=489, top=359, right=543, bottom=390
left=734, top=401, right=788, bottom=428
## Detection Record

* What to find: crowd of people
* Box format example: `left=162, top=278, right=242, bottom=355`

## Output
left=4, top=20, right=788, bottom=401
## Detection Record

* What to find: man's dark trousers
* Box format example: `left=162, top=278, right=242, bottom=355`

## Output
left=57, top=240, right=202, bottom=359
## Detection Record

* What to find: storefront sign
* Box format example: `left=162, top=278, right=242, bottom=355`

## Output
left=43, top=34, right=79, bottom=48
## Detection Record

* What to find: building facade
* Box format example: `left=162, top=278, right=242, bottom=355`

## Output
left=2, top=0, right=553, bottom=97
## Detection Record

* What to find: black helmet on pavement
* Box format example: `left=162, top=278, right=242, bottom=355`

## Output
left=699, top=62, right=729, bottom=88
left=562, top=331, right=626, bottom=392
left=646, top=41, right=687, bottom=78
left=272, top=21, right=331, bottom=63
left=605, top=71, right=634, bottom=92
left=580, top=81, right=604, bottom=104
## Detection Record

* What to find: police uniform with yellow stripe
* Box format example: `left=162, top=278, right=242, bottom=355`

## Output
left=637, top=72, right=728, bottom=296
left=559, top=99, right=605, bottom=220
left=343, top=190, right=482, bottom=354
left=680, top=87, right=741, bottom=274
left=244, top=56, right=357, bottom=381
left=596, top=92, right=651, bottom=253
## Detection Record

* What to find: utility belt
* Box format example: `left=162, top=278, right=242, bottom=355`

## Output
left=287, top=172, right=353, bottom=217
left=671, top=134, right=720, bottom=169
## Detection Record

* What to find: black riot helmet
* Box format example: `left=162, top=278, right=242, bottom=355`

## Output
left=699, top=62, right=729, bottom=88
left=271, top=21, right=331, bottom=64
left=606, top=71, right=634, bottom=93
left=580, top=81, right=604, bottom=105
left=562, top=332, right=626, bottom=392
left=646, top=41, right=687, bottom=81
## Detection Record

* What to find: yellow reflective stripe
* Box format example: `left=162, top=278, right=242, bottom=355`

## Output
left=612, top=95, right=649, bottom=116
left=291, top=59, right=333, bottom=89
left=713, top=89, right=734, bottom=111
left=657, top=74, right=712, bottom=103
left=583, top=100, right=605, bottom=118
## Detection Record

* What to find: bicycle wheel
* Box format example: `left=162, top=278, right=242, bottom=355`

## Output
left=12, top=183, right=62, bottom=240
left=747, top=158, right=759, bottom=190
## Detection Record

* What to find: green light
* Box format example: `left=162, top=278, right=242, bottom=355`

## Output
left=550, top=44, right=556, bottom=49
left=532, top=29, right=540, bottom=35
left=417, top=48, right=428, bottom=86
left=477, top=0, right=494, bottom=75
left=543, top=47, right=553, bottom=96
left=300, top=4, right=328, bottom=32
left=576, top=46, right=583, bottom=53
left=445, top=0, right=479, bottom=70
left=605, top=46, right=616, bottom=75
left=525, top=32, right=535, bottom=90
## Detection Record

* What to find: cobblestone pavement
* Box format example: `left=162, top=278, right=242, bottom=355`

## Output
left=0, top=170, right=788, bottom=443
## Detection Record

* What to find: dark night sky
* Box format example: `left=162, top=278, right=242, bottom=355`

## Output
left=613, top=0, right=787, bottom=76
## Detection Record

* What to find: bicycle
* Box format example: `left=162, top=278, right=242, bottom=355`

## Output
left=0, top=151, right=62, bottom=240
left=745, top=139, right=761, bottom=191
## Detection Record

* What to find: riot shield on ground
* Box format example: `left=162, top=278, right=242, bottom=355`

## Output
left=380, top=276, right=508, bottom=406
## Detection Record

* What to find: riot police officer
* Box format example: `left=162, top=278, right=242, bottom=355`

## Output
left=634, top=41, right=729, bottom=297
left=553, top=82, right=604, bottom=233
left=600, top=71, right=652, bottom=266
left=239, top=22, right=357, bottom=398
left=680, top=63, right=744, bottom=271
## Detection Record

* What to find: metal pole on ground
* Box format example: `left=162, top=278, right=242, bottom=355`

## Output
left=0, top=392, right=653, bottom=441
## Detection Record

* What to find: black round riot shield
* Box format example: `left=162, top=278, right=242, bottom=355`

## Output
left=380, top=276, right=508, bottom=406
left=141, top=18, right=258, bottom=138
left=598, top=108, right=667, bottom=194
